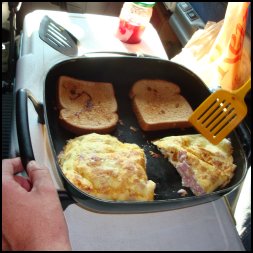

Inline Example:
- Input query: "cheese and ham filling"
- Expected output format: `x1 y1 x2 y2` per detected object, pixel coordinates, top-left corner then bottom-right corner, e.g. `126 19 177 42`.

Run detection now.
176 151 205 196
153 134 236 196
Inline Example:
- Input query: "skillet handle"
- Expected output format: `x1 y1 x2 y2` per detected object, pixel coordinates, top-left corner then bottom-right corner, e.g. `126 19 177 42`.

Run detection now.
16 89 76 209
57 190 76 210
16 88 45 170
83 51 161 59
235 120 251 169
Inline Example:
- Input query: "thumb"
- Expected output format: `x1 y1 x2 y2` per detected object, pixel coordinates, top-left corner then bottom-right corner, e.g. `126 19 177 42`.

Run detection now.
26 160 55 192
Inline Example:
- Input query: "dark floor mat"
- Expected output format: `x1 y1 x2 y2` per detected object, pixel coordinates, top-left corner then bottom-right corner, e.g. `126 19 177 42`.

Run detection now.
2 91 14 158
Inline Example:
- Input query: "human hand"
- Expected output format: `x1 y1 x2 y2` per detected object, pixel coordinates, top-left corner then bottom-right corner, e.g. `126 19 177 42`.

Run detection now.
2 157 72 251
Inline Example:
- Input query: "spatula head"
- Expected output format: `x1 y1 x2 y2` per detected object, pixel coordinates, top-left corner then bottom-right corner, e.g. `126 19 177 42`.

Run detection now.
189 89 247 145
39 15 78 56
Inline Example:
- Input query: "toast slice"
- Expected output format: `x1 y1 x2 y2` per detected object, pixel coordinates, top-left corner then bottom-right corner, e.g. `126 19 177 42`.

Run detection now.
152 134 236 196
129 79 193 131
57 76 118 134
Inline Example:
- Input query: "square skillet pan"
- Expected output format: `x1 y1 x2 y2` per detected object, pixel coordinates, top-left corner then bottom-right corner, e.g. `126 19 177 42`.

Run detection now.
41 56 248 213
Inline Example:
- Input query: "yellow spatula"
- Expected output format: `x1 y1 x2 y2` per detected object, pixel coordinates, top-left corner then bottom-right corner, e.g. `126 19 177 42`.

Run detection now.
189 78 251 145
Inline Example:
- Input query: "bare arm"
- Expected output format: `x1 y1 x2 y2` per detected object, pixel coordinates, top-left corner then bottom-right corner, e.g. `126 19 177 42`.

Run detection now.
2 157 72 251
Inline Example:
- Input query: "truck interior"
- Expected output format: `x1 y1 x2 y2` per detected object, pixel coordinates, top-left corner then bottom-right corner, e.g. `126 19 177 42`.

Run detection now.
2 2 251 251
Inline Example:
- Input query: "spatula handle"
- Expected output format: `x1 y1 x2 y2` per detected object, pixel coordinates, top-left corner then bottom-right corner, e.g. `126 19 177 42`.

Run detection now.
233 78 251 101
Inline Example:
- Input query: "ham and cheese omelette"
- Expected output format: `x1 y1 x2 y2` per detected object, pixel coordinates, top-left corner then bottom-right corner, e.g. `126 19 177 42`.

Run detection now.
153 134 236 196
58 133 156 201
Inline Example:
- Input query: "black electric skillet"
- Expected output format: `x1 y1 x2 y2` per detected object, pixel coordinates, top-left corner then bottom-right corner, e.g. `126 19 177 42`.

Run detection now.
16 56 250 213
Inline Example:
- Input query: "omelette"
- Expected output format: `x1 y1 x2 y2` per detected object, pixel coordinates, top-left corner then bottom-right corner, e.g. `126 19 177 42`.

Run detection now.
152 134 236 196
58 133 156 201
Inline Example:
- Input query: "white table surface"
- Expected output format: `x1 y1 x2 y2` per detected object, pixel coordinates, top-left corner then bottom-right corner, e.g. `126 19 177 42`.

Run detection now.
13 10 245 251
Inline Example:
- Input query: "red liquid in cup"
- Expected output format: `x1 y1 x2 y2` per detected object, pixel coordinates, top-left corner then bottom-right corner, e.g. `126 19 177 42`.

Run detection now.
116 19 145 44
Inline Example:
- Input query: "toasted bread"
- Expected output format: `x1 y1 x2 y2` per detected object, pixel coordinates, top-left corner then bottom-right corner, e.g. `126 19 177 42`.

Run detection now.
58 76 118 134
129 79 193 131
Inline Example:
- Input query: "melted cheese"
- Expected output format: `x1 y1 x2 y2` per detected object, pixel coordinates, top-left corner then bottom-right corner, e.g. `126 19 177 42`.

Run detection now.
153 134 236 195
58 133 156 201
